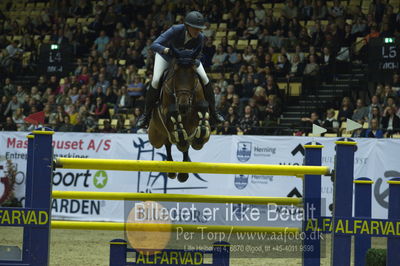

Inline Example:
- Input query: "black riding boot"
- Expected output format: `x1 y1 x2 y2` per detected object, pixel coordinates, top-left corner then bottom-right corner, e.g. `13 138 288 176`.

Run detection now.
204 82 225 124
135 85 159 128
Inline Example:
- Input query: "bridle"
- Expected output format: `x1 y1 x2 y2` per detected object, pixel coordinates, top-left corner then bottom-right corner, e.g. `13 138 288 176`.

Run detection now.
162 59 200 107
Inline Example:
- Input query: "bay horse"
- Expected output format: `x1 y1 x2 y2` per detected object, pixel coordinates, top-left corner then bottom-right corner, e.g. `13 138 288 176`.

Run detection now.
148 55 211 182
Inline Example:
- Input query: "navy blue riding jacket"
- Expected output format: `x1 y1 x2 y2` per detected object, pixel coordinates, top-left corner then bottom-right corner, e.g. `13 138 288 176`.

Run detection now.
151 24 204 62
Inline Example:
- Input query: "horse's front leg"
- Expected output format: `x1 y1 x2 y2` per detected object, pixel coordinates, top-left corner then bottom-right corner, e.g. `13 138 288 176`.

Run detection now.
165 143 176 179
177 151 190 183
192 105 211 150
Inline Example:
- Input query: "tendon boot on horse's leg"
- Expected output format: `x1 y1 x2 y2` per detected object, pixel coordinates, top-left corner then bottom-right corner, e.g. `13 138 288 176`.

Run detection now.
177 151 190 183
204 82 225 125
165 143 176 179
135 85 159 128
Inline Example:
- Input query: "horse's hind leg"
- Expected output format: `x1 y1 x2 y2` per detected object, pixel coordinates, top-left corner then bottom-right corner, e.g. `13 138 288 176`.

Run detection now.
165 143 176 179
177 151 190 183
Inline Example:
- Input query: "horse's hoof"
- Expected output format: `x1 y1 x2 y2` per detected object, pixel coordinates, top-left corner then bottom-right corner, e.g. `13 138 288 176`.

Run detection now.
168 172 177 179
177 173 189 183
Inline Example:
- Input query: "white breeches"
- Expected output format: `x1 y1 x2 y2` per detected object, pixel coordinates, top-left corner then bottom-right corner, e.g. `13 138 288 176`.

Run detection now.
151 53 209 89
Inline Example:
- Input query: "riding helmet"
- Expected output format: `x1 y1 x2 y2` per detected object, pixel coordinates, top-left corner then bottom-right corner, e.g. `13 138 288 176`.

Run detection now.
184 11 207 30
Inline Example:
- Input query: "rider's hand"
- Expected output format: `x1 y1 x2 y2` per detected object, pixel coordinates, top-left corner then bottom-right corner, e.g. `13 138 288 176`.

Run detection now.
164 48 170 55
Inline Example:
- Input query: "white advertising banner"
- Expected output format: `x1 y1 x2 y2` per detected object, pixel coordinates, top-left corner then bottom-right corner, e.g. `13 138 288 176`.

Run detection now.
0 132 399 225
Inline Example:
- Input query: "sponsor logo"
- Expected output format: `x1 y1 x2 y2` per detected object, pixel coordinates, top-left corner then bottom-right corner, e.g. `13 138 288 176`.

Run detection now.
253 146 276 157
93 170 108 189
52 170 108 189
237 142 252 162
234 174 249 189
251 175 273 184
375 170 400 209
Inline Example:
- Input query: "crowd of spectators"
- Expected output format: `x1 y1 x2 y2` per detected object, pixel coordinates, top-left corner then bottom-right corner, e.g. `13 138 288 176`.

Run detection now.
298 72 400 137
0 0 399 137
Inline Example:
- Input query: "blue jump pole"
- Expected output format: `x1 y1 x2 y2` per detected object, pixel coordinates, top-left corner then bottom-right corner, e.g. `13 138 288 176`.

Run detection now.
27 129 54 266
353 177 373 266
387 178 400 266
22 134 35 264
302 143 323 266
212 242 230 266
109 239 128 266
331 140 356 266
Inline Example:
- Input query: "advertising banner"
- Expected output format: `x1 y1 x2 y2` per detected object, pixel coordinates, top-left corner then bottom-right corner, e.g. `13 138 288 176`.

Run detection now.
0 132 399 224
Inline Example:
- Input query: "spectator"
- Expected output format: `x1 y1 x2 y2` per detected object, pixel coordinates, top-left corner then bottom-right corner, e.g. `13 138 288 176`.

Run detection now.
127 76 145 102
72 114 87 132
311 21 325 48
3 116 17 131
5 40 23 72
2 78 15 97
93 30 110 53
300 111 321 134
338 96 354 123
30 86 41 101
368 95 382 117
282 0 298 20
381 85 396 106
364 118 384 138
89 97 109 119
369 0 386 24
4 95 20 117
288 54 303 77
302 55 320 95
242 46 256 65
225 46 240 70
50 105 67 129
217 121 237 135
94 74 110 94
202 39 216 68
238 105 258 135
329 0 345 20
115 86 132 114
368 106 381 125
320 47 335 81
68 105 79 125
322 109 339 133
57 115 74 132
211 45 228 71
301 0 314 20
15 85 27 104
37 76 48 94
275 54 291 78
12 107 25 131
382 106 400 136
352 99 369 122
254 3 266 24
104 86 118 107
263 94 281 134
101 119 116 133
0 96 9 125
313 0 328 20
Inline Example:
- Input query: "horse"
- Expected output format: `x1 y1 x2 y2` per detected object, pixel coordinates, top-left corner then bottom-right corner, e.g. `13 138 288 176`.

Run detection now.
148 54 211 183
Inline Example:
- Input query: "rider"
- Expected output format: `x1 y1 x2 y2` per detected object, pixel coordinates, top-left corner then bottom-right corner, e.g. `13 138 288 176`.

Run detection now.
135 11 225 128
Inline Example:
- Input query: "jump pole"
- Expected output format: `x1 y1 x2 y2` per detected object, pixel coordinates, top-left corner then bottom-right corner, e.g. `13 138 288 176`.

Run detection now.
354 177 373 266
387 178 400 265
331 140 357 266
52 191 302 205
55 158 330 176
302 143 323 266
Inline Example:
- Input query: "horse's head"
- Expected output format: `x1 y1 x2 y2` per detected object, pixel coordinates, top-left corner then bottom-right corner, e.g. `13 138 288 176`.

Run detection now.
172 58 199 116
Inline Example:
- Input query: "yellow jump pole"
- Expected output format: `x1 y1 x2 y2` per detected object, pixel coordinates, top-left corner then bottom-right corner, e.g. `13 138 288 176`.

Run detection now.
51 221 300 234
52 191 302 205
55 158 330 176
